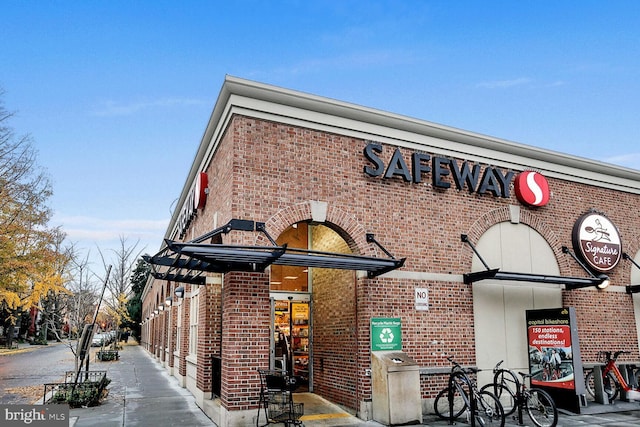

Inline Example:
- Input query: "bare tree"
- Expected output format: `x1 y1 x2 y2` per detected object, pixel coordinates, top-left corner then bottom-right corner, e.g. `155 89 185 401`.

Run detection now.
35 228 73 344
98 236 144 341
65 247 99 340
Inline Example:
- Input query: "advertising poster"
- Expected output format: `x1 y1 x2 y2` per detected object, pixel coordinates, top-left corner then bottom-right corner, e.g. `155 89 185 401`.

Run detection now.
275 300 289 312
526 308 575 390
292 303 309 325
526 307 585 413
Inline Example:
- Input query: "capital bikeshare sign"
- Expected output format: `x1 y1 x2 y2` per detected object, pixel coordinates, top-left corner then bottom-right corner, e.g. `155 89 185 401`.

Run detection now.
526 307 586 413
371 317 401 351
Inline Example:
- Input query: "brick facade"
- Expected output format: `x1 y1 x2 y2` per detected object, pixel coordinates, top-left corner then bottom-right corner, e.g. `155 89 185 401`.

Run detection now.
141 77 640 423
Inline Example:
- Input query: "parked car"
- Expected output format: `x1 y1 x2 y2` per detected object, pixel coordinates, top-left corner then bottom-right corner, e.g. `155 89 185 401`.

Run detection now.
91 333 107 347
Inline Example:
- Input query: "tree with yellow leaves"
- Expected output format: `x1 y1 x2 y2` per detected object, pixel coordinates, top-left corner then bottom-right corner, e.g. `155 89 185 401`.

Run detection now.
31 229 74 343
0 91 70 345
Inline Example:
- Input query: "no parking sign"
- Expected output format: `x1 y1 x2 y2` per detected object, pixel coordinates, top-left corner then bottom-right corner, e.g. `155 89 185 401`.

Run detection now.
371 317 402 351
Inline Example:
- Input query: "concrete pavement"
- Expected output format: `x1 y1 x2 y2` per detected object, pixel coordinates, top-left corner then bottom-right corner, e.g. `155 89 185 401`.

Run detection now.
5 341 640 425
58 342 640 426
69 343 212 427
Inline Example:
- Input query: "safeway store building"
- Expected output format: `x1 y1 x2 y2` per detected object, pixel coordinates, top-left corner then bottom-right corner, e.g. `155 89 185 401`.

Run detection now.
141 76 640 425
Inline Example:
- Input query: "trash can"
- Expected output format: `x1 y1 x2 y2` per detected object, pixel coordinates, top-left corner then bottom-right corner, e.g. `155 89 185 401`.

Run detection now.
372 351 422 426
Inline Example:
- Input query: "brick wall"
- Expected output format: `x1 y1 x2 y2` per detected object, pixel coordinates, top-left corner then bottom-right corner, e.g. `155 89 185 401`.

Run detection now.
313 265 358 408
196 278 223 394
564 289 638 362
146 112 640 414
168 296 176 368
161 307 168 362
177 287 190 377
219 271 271 411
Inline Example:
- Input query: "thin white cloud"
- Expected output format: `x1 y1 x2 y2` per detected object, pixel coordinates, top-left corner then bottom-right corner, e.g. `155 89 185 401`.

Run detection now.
476 78 532 89
476 78 566 90
58 215 168 229
603 153 640 169
92 97 206 117
63 228 158 241
52 215 168 243
267 49 417 77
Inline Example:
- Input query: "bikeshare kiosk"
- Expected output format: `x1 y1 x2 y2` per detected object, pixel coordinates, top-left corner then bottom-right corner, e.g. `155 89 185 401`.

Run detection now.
371 318 422 426
526 308 587 412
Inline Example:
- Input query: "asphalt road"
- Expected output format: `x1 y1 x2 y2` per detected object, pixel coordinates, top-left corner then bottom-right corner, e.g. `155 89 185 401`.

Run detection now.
0 342 76 404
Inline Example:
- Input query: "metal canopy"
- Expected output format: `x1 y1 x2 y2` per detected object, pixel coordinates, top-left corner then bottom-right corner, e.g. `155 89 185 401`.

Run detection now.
144 219 405 285
462 269 606 288
461 234 609 290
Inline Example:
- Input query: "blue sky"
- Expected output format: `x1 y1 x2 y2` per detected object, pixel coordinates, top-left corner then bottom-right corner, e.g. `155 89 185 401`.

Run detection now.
3 1 640 273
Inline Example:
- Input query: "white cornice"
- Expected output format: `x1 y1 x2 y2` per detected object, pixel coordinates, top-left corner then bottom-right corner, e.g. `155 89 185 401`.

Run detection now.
165 75 640 241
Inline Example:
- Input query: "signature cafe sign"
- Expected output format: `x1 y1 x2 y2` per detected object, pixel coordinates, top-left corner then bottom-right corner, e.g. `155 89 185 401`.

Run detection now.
572 211 622 273
363 142 550 206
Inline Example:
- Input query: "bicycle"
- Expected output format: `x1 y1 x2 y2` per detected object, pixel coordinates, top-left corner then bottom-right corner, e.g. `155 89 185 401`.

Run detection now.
584 350 640 402
540 360 559 382
434 356 505 426
480 360 558 427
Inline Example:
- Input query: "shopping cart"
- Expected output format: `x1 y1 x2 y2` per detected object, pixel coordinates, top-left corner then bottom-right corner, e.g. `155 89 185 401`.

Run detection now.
257 369 304 427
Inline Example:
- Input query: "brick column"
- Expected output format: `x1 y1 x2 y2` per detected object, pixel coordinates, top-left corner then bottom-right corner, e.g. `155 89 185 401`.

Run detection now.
168 301 176 368
196 275 223 395
220 271 270 411
162 308 169 362
177 287 191 377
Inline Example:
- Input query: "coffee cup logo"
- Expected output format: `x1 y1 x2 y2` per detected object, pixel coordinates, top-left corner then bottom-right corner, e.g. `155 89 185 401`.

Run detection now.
572 211 621 273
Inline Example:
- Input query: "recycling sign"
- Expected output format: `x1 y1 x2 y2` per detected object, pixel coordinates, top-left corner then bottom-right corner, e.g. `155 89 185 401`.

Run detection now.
371 317 401 351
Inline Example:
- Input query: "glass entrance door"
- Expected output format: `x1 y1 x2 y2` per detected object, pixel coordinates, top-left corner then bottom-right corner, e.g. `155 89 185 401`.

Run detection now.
271 295 310 391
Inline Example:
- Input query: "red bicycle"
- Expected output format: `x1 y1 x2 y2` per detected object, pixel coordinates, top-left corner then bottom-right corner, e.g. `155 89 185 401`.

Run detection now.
584 350 640 402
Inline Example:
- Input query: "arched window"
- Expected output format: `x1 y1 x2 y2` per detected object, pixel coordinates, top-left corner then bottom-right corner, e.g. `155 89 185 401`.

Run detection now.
472 222 562 382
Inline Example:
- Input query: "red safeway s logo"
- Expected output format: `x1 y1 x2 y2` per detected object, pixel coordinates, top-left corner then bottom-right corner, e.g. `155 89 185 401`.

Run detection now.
514 171 550 207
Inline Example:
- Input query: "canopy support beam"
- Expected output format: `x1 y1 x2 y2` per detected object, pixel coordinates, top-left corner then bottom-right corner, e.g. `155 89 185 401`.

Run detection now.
623 253 640 294
461 234 608 290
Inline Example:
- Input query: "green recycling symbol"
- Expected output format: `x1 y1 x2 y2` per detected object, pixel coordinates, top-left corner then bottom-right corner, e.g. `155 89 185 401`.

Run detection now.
379 327 394 343
371 318 401 351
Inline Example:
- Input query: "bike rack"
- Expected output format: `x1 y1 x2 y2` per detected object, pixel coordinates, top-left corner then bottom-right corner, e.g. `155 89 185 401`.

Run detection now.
447 371 476 427
592 365 610 404
515 375 526 426
591 356 640 404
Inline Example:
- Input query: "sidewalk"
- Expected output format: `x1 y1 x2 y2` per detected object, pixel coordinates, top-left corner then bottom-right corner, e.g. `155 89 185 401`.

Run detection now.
0 340 51 355
67 343 640 426
69 343 214 427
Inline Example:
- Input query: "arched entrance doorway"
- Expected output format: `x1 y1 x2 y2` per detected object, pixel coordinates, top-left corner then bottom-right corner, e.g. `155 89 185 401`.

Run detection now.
269 221 357 405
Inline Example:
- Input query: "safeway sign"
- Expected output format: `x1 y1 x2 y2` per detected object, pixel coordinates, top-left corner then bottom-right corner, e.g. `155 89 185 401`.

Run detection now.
371 317 401 351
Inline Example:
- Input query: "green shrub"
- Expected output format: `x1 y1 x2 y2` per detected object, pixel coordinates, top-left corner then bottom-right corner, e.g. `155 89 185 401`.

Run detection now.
31 337 48 345
97 350 119 361
49 376 111 407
